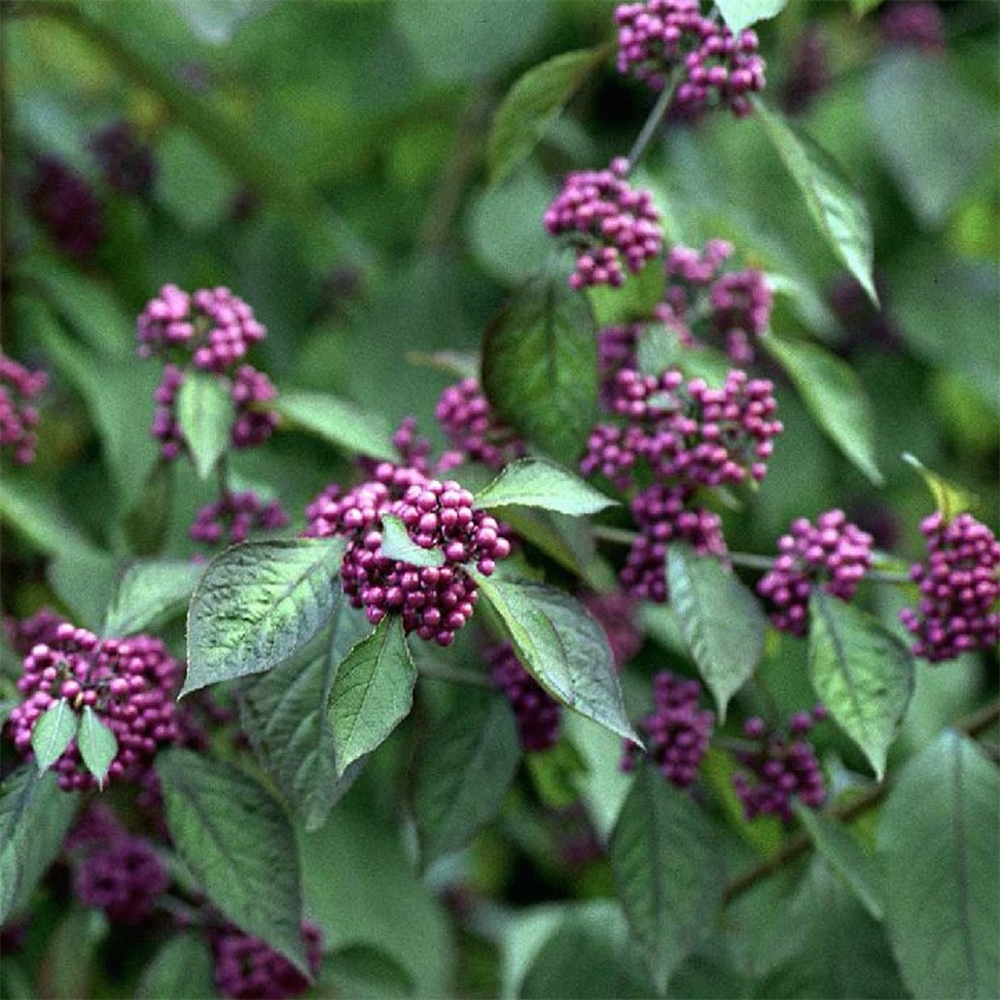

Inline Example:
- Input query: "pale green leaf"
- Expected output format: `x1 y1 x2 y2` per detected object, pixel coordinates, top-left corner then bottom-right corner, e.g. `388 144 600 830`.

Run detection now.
379 515 446 568
31 699 78 773
176 371 234 480
103 559 205 637
77 706 119 789
474 457 617 516
275 390 398 461
715 0 787 34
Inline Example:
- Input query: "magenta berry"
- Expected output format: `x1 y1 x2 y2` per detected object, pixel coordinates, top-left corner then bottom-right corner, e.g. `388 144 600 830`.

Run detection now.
3 608 68 657
0 353 48 465
90 121 156 196
544 159 662 290
900 512 1000 663
435 378 526 470
211 921 323 1000
24 155 104 258
8 625 180 791
880 1 945 52
190 491 289 547
73 831 170 924
709 269 773 364
489 642 562 752
757 509 874 637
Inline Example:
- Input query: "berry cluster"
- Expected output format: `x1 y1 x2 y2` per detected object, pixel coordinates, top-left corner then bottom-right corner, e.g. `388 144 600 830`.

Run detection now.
900 512 1000 663
756 509 874 637
211 921 323 1000
3 607 67 656
488 642 562 752
73 829 170 924
435 378 526 470
543 158 662 290
598 325 641 407
0 352 48 464
880 1 945 52
614 0 766 119
190 490 289 547
779 25 830 116
621 670 714 787
8 625 179 791
733 708 827 822
24 155 104 259
581 590 643 669
90 121 156 197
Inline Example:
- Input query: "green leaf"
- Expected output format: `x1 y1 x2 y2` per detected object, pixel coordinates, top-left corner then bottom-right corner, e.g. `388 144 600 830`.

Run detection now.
472 573 638 744
176 371 234 480
77 706 119 789
636 323 733 387
413 689 520 863
0 475 102 562
715 0 787 34
103 559 205 637
474 457 617 517
808 591 914 780
136 931 216 1000
275 390 397 461
849 0 882 15
879 730 999 1000
47 549 120 633
902 453 977 523
157 125 240 231
320 945 416 1000
328 616 416 777
586 255 666 328
379 515 446 568
31 699 79 773
241 596 373 832
481 273 598 466
184 537 346 696
122 460 174 556
792 803 884 921
755 101 877 305
609 763 725 992
156 747 307 972
867 53 998 227
488 45 611 186
0 766 79 923
525 738 589 810
763 334 884 485
168 0 272 44
666 546 766 721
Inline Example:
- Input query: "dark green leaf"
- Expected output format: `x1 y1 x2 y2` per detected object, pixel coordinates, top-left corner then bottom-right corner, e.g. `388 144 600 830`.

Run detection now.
169 0 272 44
609 763 726 992
156 747 307 972
47 549 120 632
0 475 101 561
763 334 883 485
413 689 520 863
103 559 205 637
488 46 611 186
525 738 589 810
636 323 733 387
176 371 234 480
275 390 397 461
849 0 882 14
122 460 174 556
808 591 914 780
328 616 416 777
0 766 79 922
157 125 240 231
481 273 598 466
755 102 877 305
715 0 787 33
77 706 119 789
184 538 346 696
666 546 766 721
136 931 216 1000
39 904 108 1000
879 730 999 1000
31 699 79 773
586 256 666 328
473 573 638 743
320 945 416 1000
902 453 977 523
379 515 445 568
474 457 618 516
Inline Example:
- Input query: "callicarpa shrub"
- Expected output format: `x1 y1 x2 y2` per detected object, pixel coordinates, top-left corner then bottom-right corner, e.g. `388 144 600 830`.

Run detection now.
1 2 997 999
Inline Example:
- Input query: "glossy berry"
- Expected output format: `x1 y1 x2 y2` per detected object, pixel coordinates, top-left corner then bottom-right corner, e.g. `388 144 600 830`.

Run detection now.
73 831 170 924
435 378 526 469
757 509 874 637
900 512 1000 663
90 121 156 196
25 155 104 258
544 158 662 290
0 353 48 464
489 642 562 752
190 490 289 547
709 269 773 364
3 607 68 657
8 625 179 791
211 921 323 1000
622 671 713 787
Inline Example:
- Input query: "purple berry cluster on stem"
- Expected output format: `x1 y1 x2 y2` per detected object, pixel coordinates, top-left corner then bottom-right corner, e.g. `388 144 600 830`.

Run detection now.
880 1 945 52
190 490 289 547
488 642 562 752
900 511 1000 663
0 353 48 464
3 608 68 657
622 670 714 787
435 378 526 470
211 921 323 1000
615 0 766 119
544 158 662 290
9 625 179 791
90 121 156 197
24 155 104 258
756 509 874 637
733 707 827 822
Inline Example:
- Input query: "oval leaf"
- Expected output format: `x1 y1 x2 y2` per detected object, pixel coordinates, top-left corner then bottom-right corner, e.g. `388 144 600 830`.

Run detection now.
31 699 78 773
184 537 346 696
481 273 598 467
413 689 520 864
176 371 234 480
379 515 446 568
275 390 397 461
474 457 618 516
755 101 877 306
104 559 205 637
902 453 978 523
808 590 914 780
609 763 726 993
156 747 307 972
77 706 119 789
328 616 416 776
136 931 216 1000
879 730 999 1000
715 0 787 34
666 546 766 721
488 45 611 186
763 334 883 485
472 572 638 744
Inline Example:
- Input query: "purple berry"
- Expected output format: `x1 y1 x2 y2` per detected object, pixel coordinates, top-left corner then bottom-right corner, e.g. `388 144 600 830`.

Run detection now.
3 607 68 657
779 26 830 116
211 921 323 1000
90 121 156 196
190 491 289 547
0 353 47 465
73 830 170 924
489 642 561 751
880 1 945 52
24 155 103 258
435 379 526 469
